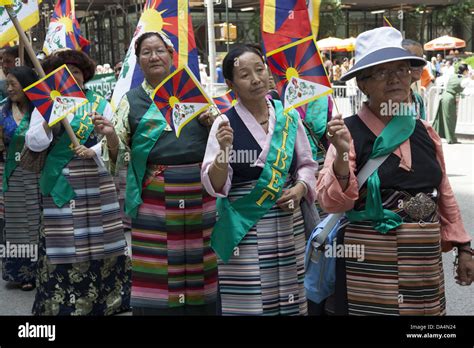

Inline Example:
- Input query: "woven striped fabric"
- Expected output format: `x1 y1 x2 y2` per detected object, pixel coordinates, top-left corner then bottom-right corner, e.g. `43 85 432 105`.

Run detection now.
114 166 131 230
4 166 41 244
217 181 308 316
131 163 218 310
0 161 4 220
42 157 127 264
344 220 446 316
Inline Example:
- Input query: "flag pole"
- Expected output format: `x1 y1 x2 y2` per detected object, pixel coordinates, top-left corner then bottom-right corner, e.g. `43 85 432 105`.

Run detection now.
206 0 217 96
4 4 80 148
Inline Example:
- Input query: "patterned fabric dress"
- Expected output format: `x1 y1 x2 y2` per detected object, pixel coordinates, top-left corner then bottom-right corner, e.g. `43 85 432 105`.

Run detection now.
33 155 132 316
333 115 446 316
28 91 132 316
1 102 41 284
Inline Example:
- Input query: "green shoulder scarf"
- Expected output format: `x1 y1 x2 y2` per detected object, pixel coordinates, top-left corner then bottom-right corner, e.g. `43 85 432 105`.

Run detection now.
39 90 108 207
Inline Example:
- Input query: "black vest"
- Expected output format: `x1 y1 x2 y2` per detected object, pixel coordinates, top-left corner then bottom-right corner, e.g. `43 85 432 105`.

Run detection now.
226 105 297 184
344 114 442 194
125 86 209 165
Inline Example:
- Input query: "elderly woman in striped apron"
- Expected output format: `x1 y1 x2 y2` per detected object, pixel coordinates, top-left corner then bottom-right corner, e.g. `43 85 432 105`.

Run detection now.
94 32 218 315
25 49 131 316
317 27 473 316
0 66 41 291
201 45 318 315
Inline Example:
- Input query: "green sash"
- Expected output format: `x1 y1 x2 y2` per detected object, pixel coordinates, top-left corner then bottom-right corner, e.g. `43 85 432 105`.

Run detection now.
125 102 168 218
346 112 416 233
211 100 299 263
3 112 29 192
39 91 107 207
304 98 328 161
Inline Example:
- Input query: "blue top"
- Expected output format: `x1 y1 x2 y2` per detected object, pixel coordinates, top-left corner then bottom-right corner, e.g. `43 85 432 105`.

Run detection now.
0 98 23 146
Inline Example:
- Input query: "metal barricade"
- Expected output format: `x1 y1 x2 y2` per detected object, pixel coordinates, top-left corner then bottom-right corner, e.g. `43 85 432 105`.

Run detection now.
331 85 365 117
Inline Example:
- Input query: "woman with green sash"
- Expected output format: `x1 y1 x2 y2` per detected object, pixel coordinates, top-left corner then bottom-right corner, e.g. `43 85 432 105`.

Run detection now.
432 64 469 144
25 49 131 316
317 27 473 316
0 66 41 291
95 32 218 315
201 45 318 315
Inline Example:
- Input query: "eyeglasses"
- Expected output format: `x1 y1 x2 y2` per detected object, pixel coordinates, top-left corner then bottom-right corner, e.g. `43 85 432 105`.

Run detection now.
361 66 411 81
140 49 169 58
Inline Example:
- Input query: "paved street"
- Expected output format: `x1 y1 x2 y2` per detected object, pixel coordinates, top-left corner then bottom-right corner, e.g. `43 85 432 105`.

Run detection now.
441 139 474 315
0 141 473 315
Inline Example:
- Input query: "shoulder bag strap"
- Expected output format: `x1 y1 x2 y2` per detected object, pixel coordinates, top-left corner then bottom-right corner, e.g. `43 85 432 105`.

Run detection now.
314 154 390 245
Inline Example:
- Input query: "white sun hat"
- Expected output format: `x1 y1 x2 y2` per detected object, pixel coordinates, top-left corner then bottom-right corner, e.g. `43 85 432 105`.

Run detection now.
340 27 426 82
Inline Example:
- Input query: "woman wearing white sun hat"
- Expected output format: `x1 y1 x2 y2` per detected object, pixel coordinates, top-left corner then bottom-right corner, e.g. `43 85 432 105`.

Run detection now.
316 27 473 316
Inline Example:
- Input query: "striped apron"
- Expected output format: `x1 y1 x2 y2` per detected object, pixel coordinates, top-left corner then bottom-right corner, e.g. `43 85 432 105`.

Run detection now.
42 157 127 264
131 163 218 311
344 220 445 316
2 166 41 283
217 181 308 316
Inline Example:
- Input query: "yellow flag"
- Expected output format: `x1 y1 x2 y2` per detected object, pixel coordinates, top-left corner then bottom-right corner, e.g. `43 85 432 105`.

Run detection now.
0 0 15 6
0 0 40 46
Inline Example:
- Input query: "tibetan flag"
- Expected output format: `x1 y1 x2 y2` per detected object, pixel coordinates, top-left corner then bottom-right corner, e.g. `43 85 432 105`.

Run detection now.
0 0 40 46
260 0 312 54
43 0 90 55
212 90 238 114
152 65 211 137
111 0 200 110
23 64 88 126
267 36 332 112
383 16 393 27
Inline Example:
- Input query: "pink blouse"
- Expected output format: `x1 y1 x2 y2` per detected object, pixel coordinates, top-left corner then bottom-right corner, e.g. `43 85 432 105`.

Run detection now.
201 99 318 203
316 103 471 252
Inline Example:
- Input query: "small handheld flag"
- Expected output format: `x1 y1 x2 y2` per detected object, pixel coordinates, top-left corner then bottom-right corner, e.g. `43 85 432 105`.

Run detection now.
23 64 88 126
153 66 211 138
267 36 332 112
212 90 238 114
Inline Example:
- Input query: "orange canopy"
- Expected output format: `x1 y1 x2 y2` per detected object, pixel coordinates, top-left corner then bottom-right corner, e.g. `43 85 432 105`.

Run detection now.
424 35 466 51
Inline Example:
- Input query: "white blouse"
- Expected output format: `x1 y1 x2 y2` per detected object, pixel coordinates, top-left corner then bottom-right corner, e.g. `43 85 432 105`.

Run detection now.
201 99 318 203
25 102 114 168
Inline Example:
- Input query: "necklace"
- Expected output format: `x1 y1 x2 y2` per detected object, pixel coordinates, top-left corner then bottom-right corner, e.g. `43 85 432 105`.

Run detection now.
259 108 270 125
